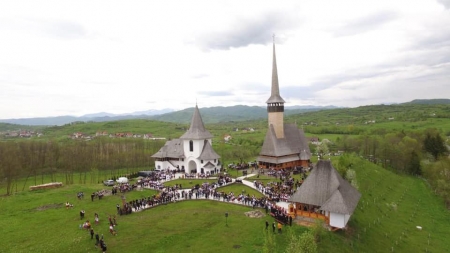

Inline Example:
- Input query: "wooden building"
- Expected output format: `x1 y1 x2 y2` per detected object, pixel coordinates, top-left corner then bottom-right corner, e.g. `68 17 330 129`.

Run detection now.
288 160 361 229
257 40 311 170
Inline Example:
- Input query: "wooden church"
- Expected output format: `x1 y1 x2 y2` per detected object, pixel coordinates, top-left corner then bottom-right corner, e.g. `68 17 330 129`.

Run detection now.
257 41 311 170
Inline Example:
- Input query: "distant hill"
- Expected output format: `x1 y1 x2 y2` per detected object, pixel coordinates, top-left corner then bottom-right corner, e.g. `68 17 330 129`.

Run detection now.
149 105 339 124
0 105 335 126
4 100 448 127
0 108 174 126
403 99 450 105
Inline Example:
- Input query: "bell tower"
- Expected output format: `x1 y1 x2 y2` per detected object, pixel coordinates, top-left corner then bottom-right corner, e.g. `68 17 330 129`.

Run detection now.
266 36 285 138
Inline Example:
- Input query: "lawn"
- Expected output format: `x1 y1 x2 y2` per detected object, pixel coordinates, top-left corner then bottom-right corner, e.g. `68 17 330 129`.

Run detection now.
1 156 449 253
0 184 304 253
317 157 450 253
217 183 264 198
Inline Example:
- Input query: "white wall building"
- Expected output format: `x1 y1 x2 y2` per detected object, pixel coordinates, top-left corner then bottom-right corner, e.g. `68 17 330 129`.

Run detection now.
151 105 221 174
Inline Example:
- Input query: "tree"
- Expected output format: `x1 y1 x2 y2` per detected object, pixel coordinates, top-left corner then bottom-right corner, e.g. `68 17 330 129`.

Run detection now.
407 151 421 175
285 229 318 253
299 231 318 253
423 133 447 160
316 142 329 159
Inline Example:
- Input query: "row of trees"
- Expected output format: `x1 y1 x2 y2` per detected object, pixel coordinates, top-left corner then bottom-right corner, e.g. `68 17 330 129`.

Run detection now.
332 128 449 207
0 138 165 195
332 129 448 175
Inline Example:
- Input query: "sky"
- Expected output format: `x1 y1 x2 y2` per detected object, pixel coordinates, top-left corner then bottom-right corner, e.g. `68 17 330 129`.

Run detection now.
1 0 450 119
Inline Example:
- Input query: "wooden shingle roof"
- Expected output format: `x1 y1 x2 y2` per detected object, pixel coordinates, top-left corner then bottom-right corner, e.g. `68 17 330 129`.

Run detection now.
151 139 185 159
266 42 285 104
180 105 213 140
198 140 220 160
289 160 361 215
258 123 311 160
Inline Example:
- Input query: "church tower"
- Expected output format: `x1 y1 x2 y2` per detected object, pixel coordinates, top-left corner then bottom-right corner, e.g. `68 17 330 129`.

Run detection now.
266 40 285 138
257 37 311 170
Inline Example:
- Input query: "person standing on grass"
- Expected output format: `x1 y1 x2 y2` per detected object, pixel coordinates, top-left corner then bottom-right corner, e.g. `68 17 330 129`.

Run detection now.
95 213 99 225
109 224 116 236
265 221 269 230
272 222 276 233
95 233 100 247
80 210 85 220
277 222 282 234
101 240 107 253
90 228 94 239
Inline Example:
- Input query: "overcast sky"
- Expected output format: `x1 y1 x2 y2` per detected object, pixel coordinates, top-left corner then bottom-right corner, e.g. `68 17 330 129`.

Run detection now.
1 0 449 119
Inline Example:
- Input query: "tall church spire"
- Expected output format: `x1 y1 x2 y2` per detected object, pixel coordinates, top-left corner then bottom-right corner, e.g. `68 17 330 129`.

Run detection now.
266 36 285 104
266 35 285 138
180 104 213 140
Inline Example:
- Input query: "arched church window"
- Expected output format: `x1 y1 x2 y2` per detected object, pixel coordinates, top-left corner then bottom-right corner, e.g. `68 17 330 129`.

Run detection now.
189 140 193 152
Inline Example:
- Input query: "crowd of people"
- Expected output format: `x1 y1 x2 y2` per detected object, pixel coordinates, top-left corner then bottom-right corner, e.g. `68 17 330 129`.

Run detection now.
76 207 114 252
72 167 308 251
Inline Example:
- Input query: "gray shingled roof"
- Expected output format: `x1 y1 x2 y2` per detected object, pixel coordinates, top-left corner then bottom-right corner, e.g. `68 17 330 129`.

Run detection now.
257 154 301 164
288 160 361 215
266 43 286 104
151 139 185 159
198 140 220 160
203 161 215 169
180 105 213 140
258 123 311 161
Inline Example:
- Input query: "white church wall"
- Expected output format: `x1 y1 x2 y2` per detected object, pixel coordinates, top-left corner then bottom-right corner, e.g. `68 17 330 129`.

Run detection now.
329 212 346 229
344 214 350 225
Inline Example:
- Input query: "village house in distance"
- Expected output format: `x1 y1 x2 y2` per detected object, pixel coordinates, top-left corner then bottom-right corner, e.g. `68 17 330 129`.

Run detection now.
257 40 311 170
151 105 221 175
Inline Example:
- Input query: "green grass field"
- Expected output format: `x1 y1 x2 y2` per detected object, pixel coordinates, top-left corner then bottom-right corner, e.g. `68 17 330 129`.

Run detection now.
1 156 449 252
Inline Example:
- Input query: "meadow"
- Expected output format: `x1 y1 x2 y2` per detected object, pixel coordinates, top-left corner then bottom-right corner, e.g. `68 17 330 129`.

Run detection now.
1 103 449 252
1 156 450 252
0 182 303 253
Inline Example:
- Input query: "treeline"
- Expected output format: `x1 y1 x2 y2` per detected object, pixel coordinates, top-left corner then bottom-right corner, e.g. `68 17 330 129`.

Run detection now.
333 129 450 206
0 138 165 195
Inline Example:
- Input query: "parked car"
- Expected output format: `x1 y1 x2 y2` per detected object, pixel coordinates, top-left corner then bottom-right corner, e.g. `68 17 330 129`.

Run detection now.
103 180 115 186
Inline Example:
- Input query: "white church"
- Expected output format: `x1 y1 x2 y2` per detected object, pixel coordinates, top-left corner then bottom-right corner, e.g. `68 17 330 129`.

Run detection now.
151 105 222 174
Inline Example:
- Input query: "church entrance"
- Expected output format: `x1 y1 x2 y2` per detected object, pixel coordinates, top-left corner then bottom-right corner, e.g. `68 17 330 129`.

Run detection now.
188 160 197 174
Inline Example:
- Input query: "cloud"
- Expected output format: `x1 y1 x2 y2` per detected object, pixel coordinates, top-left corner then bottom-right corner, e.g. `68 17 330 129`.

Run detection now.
198 91 234 96
197 11 299 50
437 0 450 9
412 30 450 51
21 18 88 39
334 10 398 37
191 74 209 79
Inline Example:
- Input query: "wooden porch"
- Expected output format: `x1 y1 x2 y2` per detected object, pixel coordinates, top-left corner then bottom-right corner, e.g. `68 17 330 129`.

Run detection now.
288 203 330 225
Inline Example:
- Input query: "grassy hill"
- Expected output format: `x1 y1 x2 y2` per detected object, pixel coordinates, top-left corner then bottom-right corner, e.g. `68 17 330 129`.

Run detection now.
319 157 450 252
0 156 449 252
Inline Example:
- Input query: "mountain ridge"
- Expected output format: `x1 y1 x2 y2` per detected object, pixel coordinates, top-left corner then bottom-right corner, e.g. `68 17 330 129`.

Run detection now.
1 99 448 126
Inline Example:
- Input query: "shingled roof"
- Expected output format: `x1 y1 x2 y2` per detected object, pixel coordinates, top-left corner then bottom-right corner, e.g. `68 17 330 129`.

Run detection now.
151 139 185 159
198 140 220 160
258 123 311 159
288 160 361 215
180 105 213 140
266 42 285 104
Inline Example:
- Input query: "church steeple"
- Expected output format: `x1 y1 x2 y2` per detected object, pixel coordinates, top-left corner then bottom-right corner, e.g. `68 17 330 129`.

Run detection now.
266 39 286 104
180 104 213 140
266 36 285 138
